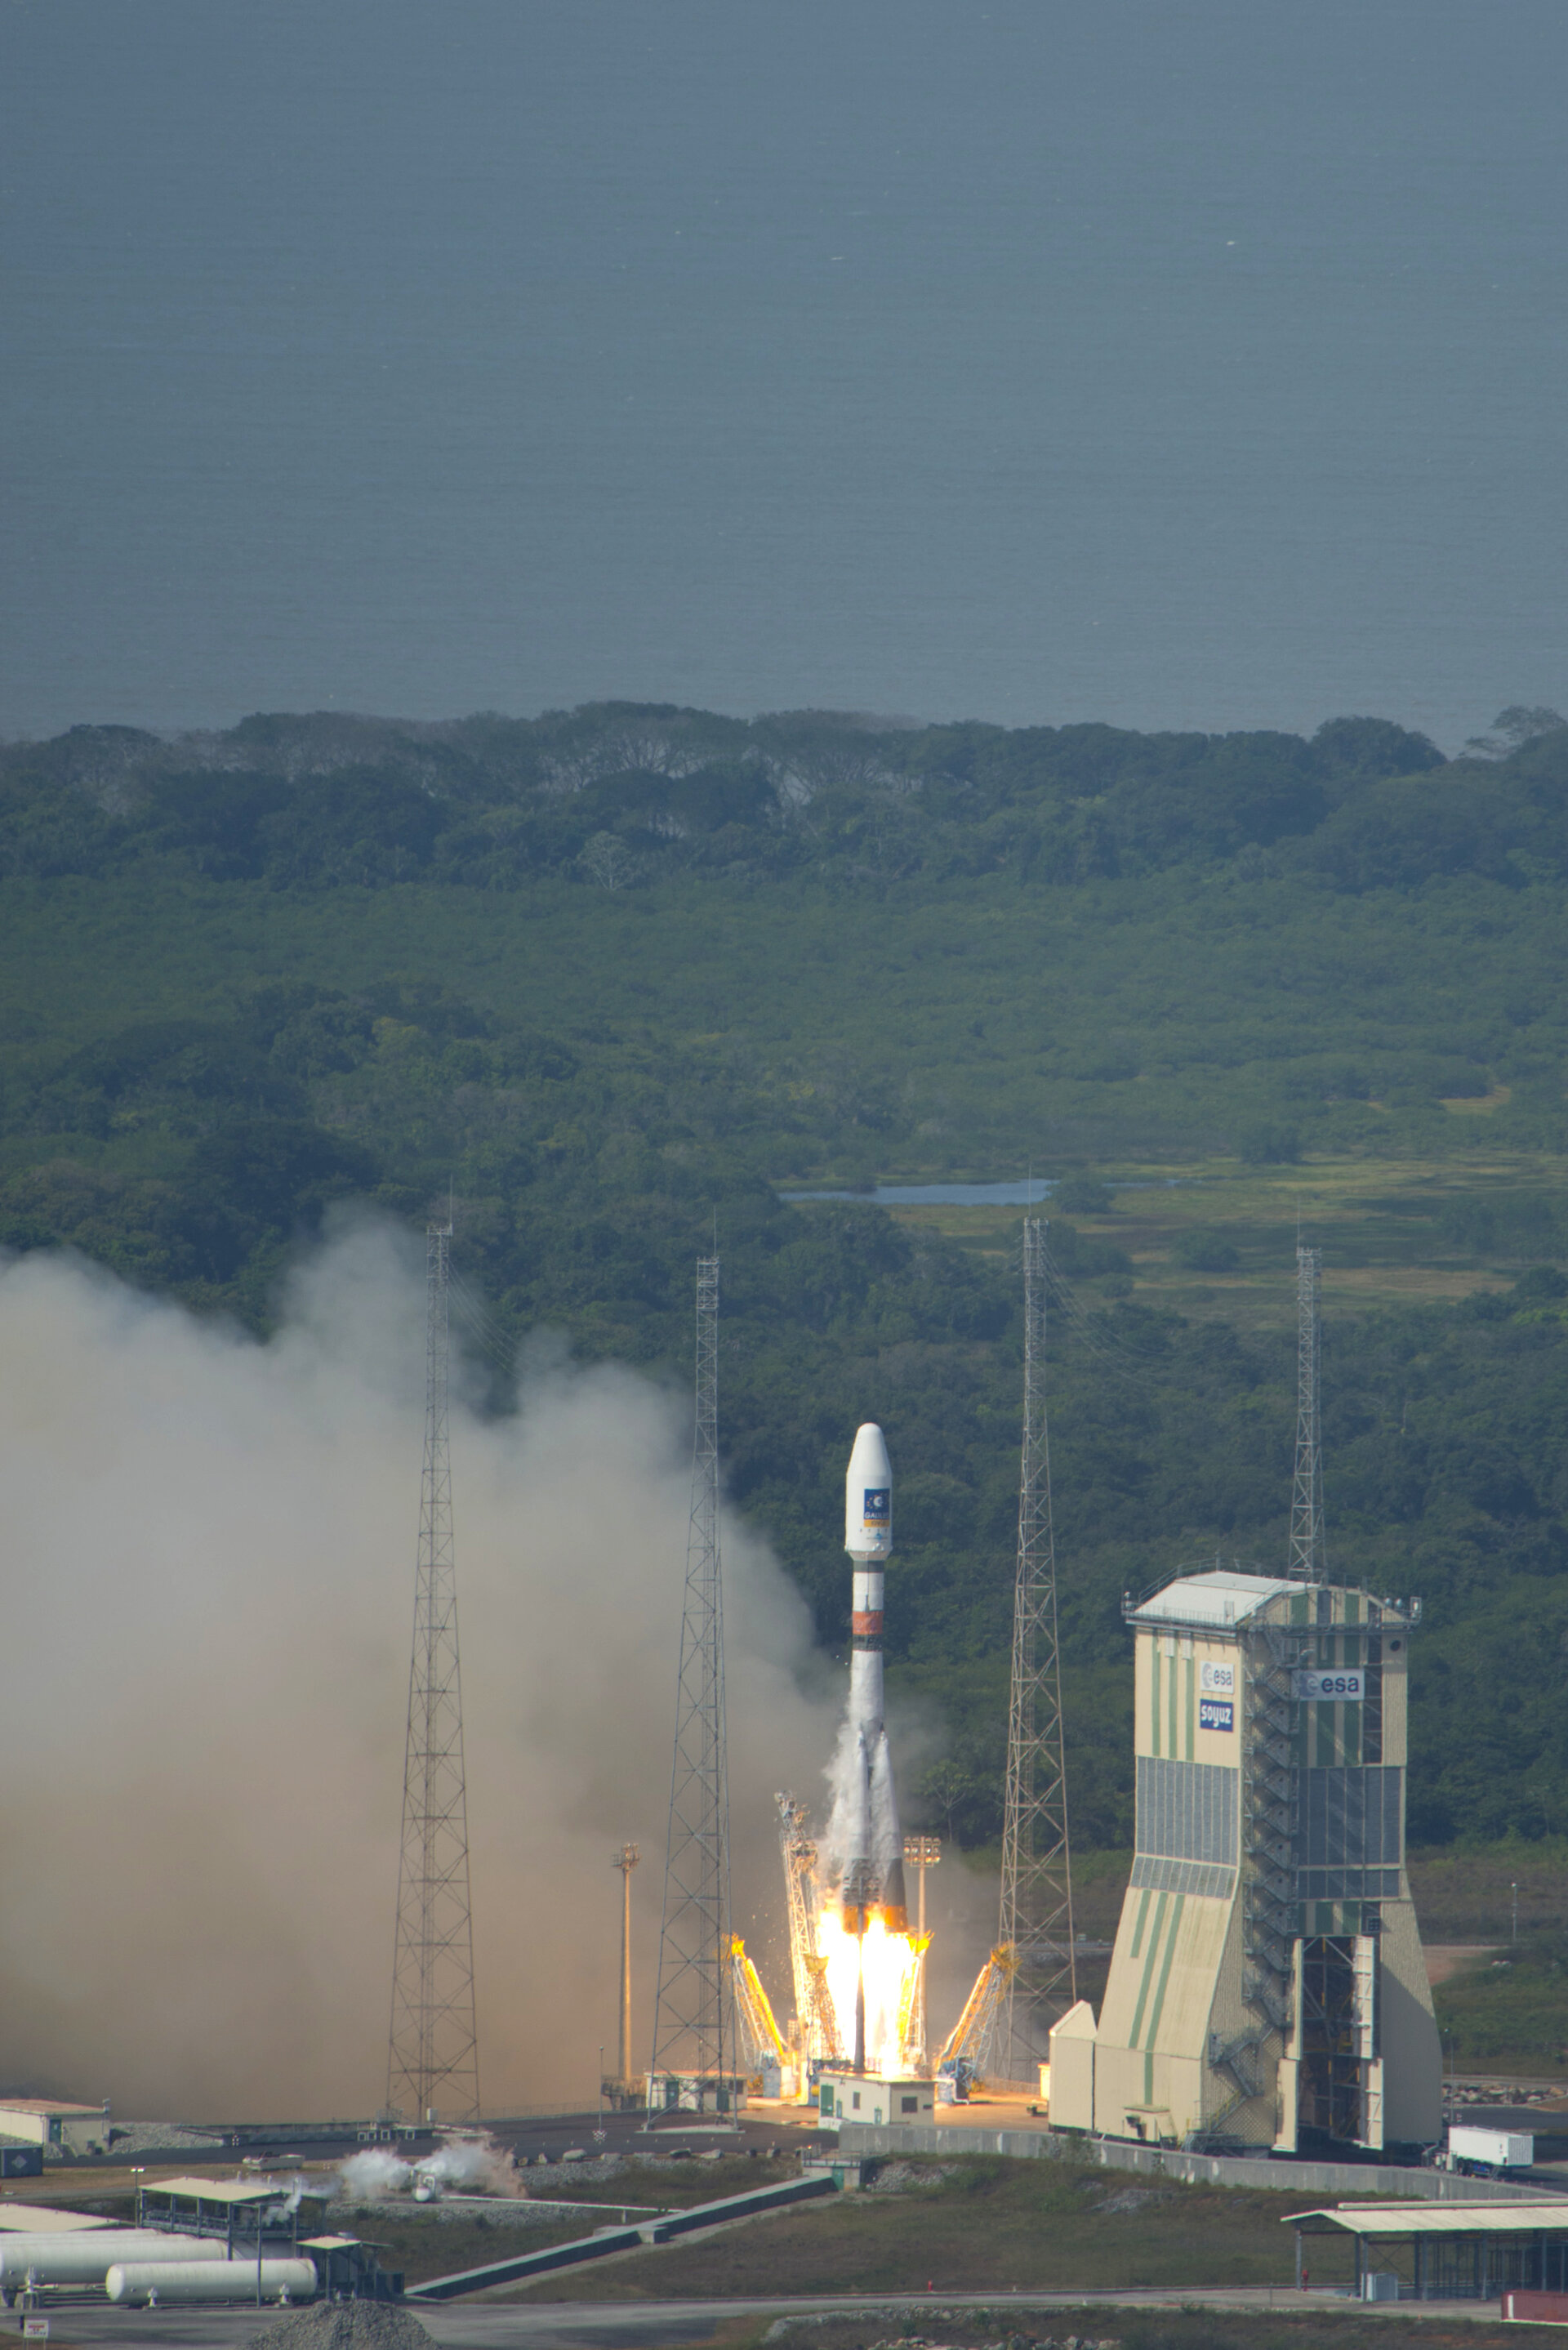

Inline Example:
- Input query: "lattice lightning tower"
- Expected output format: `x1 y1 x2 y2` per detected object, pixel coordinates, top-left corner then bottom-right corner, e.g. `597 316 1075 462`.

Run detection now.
997 1216 1076 2076
386 1220 480 2123
651 1257 733 2085
1287 1243 1326 1581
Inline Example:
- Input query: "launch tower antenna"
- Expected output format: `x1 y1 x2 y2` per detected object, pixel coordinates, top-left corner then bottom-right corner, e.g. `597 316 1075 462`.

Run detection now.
1287 1244 1326 1581
651 1257 733 2093
386 1218 480 2123
997 1216 1076 2076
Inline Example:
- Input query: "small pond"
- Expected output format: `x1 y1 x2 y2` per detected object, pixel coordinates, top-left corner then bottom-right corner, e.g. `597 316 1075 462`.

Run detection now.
779 1179 1187 1206
780 1179 1055 1206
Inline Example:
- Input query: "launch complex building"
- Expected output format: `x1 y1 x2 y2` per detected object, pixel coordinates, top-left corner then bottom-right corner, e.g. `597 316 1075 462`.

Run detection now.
648 1242 1441 2165
1049 1566 1441 2154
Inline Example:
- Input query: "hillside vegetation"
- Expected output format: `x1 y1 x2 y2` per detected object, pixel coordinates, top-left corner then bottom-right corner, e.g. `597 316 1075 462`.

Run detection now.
3 702 1568 1854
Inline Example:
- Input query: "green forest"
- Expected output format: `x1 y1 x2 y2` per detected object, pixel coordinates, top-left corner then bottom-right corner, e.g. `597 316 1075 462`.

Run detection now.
4 699 1568 1861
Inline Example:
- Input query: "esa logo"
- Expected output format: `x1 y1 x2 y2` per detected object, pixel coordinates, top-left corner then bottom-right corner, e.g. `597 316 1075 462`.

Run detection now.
1293 1669 1364 1702
1199 1697 1235 1733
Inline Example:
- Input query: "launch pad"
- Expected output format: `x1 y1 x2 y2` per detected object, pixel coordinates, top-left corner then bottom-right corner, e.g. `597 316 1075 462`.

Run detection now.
722 1424 1020 2120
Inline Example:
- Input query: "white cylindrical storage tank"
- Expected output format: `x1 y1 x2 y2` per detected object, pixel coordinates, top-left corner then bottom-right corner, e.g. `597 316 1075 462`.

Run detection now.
106 2259 317 2307
0 2233 227 2288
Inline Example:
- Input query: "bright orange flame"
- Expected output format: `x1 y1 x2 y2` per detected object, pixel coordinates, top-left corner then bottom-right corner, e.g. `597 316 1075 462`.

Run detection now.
816 1904 920 2075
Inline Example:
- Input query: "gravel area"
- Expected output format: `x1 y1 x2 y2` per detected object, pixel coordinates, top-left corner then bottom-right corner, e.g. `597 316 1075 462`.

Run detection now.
105 2123 228 2156
249 2305 433 2350
329 2196 598 2231
519 2151 627 2178
863 2161 960 2193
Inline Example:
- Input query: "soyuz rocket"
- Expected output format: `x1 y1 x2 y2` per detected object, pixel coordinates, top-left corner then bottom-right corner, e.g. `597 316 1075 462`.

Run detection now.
842 1423 908 1933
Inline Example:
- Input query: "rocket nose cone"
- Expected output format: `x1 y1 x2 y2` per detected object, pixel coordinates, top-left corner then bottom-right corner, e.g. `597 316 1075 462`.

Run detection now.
845 1421 893 1556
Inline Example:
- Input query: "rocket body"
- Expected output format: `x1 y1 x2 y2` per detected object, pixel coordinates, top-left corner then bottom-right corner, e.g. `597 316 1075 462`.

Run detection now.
843 1424 907 1931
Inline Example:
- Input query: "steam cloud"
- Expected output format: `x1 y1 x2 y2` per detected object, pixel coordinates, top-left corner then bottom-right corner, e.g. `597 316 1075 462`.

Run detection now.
338 2134 515 2198
0 1220 989 2118
339 2151 412 2199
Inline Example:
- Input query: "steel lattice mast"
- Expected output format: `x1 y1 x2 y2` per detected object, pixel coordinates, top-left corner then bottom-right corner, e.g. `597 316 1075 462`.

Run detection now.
997 1216 1076 2076
1287 1243 1326 1581
650 1257 733 2090
386 1220 480 2124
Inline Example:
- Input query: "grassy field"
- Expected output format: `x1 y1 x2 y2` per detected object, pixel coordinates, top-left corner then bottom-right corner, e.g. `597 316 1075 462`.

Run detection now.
508 2156 1321 2303
1390 1844 1568 2079
525 2156 803 2210
344 2203 590 2285
367 2157 809 2287
877 1151 1551 1330
1407 1844 1568 1944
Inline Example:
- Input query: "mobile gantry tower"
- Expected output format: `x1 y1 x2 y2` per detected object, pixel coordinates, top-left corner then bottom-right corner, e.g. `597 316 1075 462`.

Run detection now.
1049 1568 1440 2152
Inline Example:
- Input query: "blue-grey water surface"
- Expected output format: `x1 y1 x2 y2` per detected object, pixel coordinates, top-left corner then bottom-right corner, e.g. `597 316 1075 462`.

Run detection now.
784 1183 1055 1207
2 2 1565 745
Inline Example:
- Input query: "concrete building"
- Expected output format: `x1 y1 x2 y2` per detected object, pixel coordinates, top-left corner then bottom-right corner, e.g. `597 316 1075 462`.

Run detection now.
644 2071 747 2115
1049 1569 1441 2155
817 2071 933 2127
0 2101 109 2158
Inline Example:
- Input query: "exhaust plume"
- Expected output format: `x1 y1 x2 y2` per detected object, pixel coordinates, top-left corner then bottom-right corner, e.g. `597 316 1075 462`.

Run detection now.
0 1220 865 2116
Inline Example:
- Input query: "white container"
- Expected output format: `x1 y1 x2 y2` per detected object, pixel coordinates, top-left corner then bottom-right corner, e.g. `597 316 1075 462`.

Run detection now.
1363 2272 1400 2302
0 2233 226 2287
1449 2125 1533 2169
106 2259 317 2307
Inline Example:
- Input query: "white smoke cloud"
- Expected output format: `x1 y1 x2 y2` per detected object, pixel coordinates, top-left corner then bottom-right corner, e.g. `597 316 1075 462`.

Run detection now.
0 1220 880 2117
337 2134 515 2199
338 2151 412 2199
416 2134 518 2194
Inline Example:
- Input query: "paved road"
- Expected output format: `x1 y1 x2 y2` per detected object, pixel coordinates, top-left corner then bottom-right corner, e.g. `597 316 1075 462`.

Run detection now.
47 2286 1518 2349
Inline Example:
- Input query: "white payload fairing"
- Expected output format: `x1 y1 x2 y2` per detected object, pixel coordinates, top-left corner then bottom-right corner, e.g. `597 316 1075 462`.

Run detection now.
842 1422 908 1932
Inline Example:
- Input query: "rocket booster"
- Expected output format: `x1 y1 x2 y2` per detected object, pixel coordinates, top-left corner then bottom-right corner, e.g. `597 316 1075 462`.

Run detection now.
843 1423 907 1931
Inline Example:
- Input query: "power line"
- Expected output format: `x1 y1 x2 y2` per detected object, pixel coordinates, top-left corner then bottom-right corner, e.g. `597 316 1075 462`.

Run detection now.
1041 1259 1172 1388
446 1269 517 1376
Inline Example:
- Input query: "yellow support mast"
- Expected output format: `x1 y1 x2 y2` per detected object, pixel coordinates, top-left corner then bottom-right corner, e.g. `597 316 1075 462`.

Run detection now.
938 1946 1018 2087
729 1937 788 2072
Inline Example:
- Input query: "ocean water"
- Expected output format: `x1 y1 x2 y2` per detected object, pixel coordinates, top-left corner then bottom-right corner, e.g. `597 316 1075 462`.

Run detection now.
2 0 1566 746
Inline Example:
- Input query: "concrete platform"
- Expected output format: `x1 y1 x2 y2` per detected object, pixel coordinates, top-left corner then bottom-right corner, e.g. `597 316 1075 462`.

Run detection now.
49 2284 1528 2349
